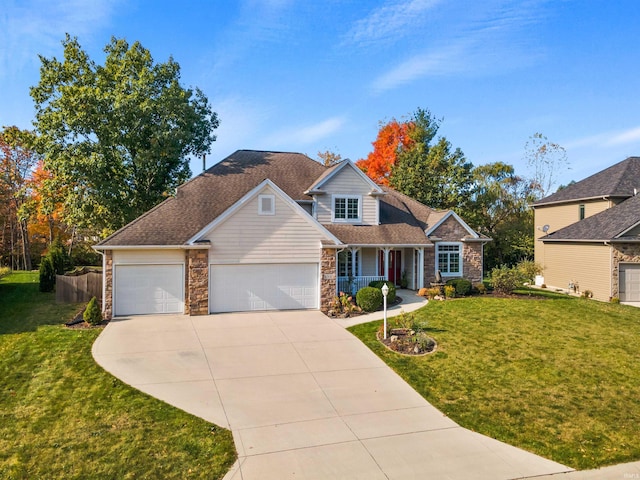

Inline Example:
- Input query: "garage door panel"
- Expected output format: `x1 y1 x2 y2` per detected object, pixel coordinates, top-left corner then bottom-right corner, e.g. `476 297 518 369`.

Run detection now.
210 264 318 313
114 265 184 316
620 264 640 302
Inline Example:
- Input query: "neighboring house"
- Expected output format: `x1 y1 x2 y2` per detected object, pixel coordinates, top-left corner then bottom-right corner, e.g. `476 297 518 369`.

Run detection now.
94 150 488 318
533 156 640 303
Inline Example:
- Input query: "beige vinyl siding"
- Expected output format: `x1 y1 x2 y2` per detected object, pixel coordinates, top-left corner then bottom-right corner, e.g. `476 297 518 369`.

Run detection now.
205 185 323 264
112 249 184 264
542 242 611 301
361 248 378 276
315 166 377 225
534 199 610 265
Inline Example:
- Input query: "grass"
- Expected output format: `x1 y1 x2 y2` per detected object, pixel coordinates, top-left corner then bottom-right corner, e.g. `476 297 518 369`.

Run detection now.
349 291 640 470
0 271 236 479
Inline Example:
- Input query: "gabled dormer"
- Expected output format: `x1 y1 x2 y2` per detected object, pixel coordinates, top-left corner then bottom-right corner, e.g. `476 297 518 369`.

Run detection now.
305 160 385 225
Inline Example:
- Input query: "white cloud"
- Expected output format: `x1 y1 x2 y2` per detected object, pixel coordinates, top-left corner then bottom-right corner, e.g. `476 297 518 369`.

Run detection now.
371 42 468 93
264 116 347 148
605 126 640 146
367 0 547 93
0 0 121 75
345 0 442 46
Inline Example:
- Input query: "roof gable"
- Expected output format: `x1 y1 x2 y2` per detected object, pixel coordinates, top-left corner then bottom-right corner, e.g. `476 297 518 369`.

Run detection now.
96 150 326 247
425 210 479 239
534 156 640 206
305 159 383 195
188 179 341 245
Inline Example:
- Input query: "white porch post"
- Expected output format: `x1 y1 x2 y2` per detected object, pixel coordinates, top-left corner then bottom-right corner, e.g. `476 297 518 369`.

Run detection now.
417 247 424 289
382 247 391 281
349 247 359 278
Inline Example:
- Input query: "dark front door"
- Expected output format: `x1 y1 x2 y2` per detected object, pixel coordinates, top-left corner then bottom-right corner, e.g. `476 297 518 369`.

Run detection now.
379 250 402 285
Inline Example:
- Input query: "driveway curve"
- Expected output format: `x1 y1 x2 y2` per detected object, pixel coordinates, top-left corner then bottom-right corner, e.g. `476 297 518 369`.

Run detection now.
92 305 572 479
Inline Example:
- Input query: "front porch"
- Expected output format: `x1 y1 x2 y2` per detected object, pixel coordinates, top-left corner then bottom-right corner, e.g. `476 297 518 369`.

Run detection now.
335 246 426 295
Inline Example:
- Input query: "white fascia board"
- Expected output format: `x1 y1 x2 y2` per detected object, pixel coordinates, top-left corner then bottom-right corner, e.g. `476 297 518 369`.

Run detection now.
330 243 434 248
93 244 209 251
187 179 342 245
311 160 384 194
615 218 640 238
425 211 479 239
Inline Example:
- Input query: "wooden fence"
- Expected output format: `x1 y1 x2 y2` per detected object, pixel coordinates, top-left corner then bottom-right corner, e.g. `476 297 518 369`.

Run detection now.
56 272 103 304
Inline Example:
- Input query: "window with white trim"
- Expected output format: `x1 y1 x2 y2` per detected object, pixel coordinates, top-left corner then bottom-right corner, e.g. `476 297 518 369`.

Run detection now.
436 243 462 276
333 195 361 222
258 194 275 215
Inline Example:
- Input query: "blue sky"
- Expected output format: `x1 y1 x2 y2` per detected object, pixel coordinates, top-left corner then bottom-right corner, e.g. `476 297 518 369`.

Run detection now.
2 0 640 189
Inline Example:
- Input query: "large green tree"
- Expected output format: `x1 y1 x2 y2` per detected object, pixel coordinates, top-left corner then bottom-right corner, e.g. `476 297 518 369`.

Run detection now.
388 108 473 211
30 35 219 235
466 162 537 269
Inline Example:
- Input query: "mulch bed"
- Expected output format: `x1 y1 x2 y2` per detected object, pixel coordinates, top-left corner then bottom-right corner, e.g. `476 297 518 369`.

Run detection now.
377 328 437 356
64 306 109 329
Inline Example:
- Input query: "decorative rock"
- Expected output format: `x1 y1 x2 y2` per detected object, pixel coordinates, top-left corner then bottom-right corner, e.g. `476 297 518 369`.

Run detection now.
390 335 398 342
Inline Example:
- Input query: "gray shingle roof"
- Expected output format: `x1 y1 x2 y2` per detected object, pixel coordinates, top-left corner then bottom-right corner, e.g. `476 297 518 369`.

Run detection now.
97 150 326 246
533 156 640 206
97 149 477 248
542 194 640 241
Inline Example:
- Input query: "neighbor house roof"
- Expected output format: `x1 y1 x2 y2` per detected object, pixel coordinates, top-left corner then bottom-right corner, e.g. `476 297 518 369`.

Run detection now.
96 150 480 248
533 156 640 206
541 193 640 242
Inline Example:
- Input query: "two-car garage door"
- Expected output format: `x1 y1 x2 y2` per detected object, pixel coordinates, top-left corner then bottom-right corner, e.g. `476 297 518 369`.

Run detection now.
209 263 318 313
113 263 319 316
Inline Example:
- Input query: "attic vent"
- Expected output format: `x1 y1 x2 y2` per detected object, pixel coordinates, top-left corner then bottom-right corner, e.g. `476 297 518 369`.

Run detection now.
258 194 275 215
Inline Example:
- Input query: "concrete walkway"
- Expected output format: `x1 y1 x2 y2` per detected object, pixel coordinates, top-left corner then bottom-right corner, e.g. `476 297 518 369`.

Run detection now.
91 293 579 479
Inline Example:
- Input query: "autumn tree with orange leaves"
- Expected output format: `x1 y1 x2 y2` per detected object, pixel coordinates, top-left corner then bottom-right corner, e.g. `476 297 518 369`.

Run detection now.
358 108 473 211
356 120 413 185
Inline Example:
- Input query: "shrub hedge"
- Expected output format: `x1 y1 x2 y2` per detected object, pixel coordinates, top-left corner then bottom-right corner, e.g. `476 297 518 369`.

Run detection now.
356 286 383 312
368 281 396 303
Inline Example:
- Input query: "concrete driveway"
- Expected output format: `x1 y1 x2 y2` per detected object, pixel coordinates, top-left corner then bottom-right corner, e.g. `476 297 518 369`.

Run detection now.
92 307 573 479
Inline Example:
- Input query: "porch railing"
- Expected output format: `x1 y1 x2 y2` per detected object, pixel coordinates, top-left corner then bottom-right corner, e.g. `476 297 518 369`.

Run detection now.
337 276 386 295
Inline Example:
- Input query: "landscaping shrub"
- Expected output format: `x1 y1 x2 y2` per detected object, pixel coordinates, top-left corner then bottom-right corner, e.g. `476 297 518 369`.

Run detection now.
356 286 383 312
425 287 441 299
473 283 487 295
446 278 472 296
581 290 593 299
417 287 428 297
610 296 620 304
443 285 455 298
39 256 55 292
0 266 10 279
516 259 543 283
368 281 396 303
83 296 103 325
490 265 523 294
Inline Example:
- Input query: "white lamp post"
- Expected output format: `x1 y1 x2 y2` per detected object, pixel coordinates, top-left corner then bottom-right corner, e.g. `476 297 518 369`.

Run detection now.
381 283 389 340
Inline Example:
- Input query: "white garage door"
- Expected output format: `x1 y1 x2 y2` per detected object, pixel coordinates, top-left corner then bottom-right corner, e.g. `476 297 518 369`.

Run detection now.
114 264 184 316
620 264 640 302
210 264 318 313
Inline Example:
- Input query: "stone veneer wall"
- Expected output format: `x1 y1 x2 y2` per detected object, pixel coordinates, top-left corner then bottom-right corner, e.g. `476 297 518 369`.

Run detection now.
186 249 209 315
463 242 483 283
320 248 336 312
611 243 640 299
103 250 113 320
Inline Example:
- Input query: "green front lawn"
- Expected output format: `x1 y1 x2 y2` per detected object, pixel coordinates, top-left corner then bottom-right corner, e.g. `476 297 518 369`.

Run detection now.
349 292 640 470
0 271 236 479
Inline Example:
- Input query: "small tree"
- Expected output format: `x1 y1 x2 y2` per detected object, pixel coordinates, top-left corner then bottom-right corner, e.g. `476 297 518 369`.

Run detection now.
48 236 69 275
491 265 523 294
39 256 55 292
83 296 103 325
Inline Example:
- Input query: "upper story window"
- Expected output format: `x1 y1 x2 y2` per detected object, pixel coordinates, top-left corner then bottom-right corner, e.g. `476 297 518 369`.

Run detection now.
332 195 361 222
258 194 275 215
579 204 585 220
436 242 462 276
